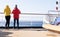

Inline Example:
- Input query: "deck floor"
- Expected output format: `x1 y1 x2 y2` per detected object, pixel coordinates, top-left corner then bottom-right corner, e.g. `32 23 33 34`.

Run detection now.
0 28 60 37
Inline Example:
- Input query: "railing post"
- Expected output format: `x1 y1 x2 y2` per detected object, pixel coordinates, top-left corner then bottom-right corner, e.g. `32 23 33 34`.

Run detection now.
31 20 32 26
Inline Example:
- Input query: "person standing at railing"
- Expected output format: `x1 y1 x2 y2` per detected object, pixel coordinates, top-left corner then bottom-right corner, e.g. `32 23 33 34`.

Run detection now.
12 5 21 29
4 5 11 29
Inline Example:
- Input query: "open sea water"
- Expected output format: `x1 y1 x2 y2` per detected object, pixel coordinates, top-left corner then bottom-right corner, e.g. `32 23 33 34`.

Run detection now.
0 14 43 27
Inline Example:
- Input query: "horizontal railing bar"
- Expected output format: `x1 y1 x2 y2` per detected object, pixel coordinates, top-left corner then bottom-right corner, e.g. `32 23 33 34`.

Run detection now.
0 12 60 15
21 13 60 15
48 10 60 12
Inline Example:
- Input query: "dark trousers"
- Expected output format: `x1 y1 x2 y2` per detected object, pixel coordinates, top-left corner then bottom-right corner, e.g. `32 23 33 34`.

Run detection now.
5 16 10 28
14 19 19 28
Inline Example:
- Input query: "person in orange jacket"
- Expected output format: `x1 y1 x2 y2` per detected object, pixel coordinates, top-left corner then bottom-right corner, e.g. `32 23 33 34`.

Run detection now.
4 5 11 28
12 5 21 28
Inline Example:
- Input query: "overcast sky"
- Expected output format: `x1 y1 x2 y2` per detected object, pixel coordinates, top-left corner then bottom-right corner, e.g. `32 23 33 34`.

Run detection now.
0 0 57 13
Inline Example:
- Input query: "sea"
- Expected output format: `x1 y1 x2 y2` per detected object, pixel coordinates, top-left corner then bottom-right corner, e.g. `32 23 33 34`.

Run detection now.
0 14 44 27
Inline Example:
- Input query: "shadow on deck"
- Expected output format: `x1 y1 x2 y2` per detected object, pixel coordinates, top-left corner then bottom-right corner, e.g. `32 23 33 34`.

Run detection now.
0 26 43 29
0 31 13 37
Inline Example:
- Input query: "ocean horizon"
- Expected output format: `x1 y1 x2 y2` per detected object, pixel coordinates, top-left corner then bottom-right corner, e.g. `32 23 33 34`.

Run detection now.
0 14 43 27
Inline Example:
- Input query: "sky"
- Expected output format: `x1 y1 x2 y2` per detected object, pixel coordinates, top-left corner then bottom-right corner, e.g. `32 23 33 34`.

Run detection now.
0 0 59 26
0 0 57 13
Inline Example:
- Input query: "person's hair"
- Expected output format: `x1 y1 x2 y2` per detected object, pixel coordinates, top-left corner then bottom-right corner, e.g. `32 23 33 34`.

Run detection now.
15 5 17 8
5 5 10 9
6 5 9 7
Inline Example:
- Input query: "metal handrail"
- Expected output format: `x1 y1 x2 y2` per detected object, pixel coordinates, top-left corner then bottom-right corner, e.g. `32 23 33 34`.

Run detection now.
0 12 60 15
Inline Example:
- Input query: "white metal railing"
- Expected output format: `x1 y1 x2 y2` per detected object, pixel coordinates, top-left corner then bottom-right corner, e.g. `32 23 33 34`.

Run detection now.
0 13 44 27
0 12 60 15
0 12 59 27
